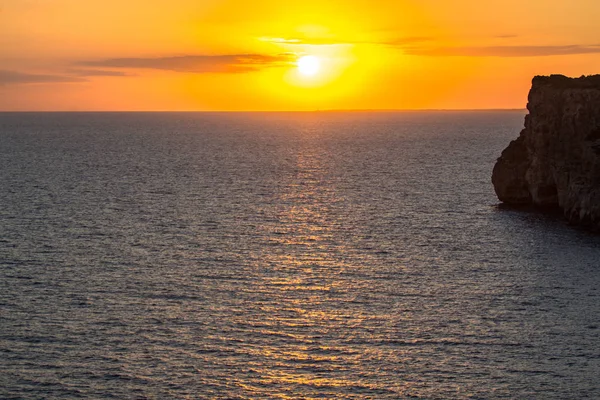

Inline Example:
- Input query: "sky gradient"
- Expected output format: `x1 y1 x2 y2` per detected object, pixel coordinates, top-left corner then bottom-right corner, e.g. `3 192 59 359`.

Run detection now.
1 0 599 111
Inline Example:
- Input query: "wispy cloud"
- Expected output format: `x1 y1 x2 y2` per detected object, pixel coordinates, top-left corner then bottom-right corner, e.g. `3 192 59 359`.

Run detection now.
78 54 295 73
260 36 433 47
261 35 600 59
260 37 355 46
401 44 600 57
2 53 294 86
260 37 304 44
0 70 85 85
68 69 133 77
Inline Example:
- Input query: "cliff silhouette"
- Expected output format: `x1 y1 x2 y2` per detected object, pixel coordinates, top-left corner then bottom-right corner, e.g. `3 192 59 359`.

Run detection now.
492 74 600 229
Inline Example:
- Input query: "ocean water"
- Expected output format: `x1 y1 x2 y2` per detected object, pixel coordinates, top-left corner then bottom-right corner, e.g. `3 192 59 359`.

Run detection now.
0 111 599 399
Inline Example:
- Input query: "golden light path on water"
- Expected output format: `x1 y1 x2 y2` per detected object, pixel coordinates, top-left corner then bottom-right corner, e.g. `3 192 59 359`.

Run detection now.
214 134 410 398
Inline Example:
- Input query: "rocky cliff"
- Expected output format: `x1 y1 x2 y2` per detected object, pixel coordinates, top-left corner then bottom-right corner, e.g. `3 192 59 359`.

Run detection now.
492 74 600 229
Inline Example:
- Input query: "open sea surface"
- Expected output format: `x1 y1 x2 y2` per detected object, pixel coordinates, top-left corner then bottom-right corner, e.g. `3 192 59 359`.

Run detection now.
1 111 599 399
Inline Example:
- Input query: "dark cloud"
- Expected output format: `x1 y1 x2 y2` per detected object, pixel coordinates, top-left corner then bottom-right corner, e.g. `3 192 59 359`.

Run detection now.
402 44 600 57
78 53 295 73
0 70 85 85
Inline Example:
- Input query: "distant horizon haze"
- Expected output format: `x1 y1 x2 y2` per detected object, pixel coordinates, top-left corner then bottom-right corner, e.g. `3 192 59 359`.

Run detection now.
0 108 528 113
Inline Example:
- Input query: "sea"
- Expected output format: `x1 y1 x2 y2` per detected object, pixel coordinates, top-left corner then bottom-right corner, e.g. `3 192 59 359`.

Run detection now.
1 111 599 399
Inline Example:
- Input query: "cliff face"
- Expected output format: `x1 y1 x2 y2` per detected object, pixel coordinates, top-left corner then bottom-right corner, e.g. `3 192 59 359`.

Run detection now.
492 75 600 228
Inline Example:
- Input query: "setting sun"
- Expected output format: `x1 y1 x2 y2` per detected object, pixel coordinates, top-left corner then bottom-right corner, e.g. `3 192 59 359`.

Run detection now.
297 55 321 77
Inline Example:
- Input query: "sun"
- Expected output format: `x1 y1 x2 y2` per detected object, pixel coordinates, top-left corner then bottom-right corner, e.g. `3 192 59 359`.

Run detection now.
297 55 321 77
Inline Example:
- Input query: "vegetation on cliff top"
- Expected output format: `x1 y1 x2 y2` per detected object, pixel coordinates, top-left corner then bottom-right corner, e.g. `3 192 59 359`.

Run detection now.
532 74 600 89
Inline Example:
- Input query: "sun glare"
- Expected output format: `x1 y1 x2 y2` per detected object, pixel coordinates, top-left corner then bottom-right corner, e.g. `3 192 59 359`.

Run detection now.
297 55 321 77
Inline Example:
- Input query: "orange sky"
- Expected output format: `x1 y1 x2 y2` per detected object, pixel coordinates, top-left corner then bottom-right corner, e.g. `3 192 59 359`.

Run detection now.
1 0 599 111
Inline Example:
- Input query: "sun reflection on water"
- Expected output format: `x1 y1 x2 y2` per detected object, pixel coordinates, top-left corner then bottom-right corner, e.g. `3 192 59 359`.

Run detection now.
231 137 407 398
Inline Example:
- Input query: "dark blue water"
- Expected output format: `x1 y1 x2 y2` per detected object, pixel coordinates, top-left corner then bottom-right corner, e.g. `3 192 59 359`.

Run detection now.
1 111 599 399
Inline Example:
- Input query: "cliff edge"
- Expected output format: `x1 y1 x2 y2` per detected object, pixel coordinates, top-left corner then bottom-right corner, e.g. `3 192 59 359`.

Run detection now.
492 74 600 229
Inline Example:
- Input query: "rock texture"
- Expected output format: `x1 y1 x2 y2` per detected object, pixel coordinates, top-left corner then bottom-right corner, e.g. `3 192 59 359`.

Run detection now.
492 74 600 229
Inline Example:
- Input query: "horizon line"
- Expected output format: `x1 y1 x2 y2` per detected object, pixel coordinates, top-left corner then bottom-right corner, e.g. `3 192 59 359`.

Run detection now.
0 108 527 113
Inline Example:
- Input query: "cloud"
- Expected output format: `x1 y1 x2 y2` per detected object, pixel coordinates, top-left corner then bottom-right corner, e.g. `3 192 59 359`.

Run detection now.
260 36 433 47
0 70 85 85
260 37 304 44
401 44 600 57
260 37 356 46
2 53 296 85
68 69 133 77
78 53 295 73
